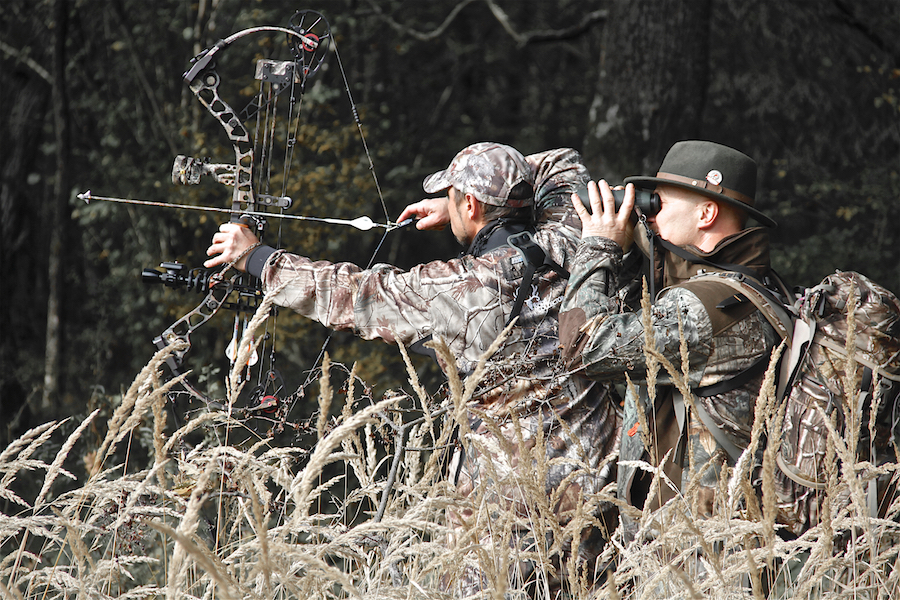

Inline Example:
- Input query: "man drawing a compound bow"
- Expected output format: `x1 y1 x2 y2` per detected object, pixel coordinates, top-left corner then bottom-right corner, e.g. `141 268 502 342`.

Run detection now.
206 142 622 595
560 140 786 541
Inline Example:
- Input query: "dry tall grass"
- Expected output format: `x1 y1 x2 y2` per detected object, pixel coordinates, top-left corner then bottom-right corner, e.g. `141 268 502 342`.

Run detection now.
2 295 898 599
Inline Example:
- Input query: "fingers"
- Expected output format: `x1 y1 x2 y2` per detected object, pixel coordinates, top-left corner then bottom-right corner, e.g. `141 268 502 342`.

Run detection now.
203 253 224 269
219 222 247 235
571 191 588 220
204 234 229 268
398 197 450 231
397 204 419 223
204 223 259 270
415 214 446 231
595 180 615 216
571 180 611 221
572 180 605 222
614 183 636 252
587 180 636 220
572 180 636 249
617 183 635 224
397 199 436 220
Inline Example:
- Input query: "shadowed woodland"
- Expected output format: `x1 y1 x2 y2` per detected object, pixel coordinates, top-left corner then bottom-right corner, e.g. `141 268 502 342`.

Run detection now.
2 0 898 435
1 0 899 598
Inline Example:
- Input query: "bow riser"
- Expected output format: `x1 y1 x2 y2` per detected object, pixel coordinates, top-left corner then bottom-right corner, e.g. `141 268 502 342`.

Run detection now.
154 277 234 402
186 69 255 219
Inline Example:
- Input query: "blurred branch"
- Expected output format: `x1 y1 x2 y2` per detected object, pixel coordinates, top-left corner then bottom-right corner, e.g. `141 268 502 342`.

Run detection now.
363 0 479 41
0 39 52 83
485 0 608 47
363 0 608 46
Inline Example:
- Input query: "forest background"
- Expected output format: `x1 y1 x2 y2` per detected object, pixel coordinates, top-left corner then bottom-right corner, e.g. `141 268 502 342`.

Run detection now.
1 0 898 468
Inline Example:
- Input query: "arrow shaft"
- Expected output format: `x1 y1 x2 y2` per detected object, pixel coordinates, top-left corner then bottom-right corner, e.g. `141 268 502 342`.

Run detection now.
79 191 400 230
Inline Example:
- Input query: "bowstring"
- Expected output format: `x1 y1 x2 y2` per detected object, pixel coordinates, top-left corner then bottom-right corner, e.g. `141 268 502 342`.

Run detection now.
236 27 395 420
228 20 400 531
181 24 396 430
332 36 393 269
323 35 394 533
295 35 394 395
220 28 399 507
291 34 397 530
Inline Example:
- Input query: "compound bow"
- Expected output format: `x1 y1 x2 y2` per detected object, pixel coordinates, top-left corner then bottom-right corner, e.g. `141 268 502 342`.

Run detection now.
91 10 402 429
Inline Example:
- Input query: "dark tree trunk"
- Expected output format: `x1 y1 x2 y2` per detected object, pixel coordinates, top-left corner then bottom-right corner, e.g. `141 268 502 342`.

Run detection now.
583 0 711 182
43 0 70 410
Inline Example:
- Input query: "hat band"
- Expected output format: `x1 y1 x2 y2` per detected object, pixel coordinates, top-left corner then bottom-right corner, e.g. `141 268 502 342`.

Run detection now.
656 172 754 207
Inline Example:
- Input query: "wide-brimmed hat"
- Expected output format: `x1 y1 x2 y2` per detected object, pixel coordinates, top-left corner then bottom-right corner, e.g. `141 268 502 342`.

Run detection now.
423 142 534 208
624 140 776 228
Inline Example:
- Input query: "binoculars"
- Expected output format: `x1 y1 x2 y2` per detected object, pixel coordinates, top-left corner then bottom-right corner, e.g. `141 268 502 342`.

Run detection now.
612 188 660 215
576 185 661 216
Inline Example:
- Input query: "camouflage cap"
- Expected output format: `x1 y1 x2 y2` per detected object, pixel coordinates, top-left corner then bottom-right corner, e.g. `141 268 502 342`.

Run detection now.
423 142 535 208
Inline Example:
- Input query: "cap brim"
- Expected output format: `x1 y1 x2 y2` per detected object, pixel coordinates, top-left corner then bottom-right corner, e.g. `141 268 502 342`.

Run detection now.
423 170 453 194
624 175 777 228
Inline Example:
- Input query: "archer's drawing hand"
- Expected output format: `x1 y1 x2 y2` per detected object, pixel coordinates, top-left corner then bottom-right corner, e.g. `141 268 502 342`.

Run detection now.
397 197 450 230
205 223 259 271
572 180 635 252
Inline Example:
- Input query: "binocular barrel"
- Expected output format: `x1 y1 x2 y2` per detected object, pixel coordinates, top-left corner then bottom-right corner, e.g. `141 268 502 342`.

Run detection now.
575 185 661 216
612 189 660 215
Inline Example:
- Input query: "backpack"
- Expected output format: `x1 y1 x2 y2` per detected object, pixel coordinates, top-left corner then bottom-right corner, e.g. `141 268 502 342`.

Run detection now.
688 270 900 494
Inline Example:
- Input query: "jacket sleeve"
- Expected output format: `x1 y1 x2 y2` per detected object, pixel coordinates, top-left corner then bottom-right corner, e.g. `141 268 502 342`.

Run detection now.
560 237 714 385
259 248 509 356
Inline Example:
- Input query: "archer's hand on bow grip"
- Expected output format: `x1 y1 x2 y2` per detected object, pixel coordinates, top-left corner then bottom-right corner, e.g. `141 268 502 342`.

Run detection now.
205 222 260 271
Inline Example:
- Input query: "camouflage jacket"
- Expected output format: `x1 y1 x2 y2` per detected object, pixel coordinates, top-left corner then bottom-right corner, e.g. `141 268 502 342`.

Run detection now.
257 149 620 522
560 228 779 519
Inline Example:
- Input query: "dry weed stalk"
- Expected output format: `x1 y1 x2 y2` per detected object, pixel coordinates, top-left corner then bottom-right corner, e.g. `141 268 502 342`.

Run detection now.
4 281 900 600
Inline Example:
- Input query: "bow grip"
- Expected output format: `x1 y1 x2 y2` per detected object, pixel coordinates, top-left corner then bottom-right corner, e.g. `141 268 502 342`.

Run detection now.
233 213 267 238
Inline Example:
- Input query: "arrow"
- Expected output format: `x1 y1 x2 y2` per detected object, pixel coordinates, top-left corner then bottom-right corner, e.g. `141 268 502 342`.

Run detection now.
78 191 413 231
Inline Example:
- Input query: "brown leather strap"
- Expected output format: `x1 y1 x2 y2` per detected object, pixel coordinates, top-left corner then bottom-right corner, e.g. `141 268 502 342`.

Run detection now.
677 278 759 337
656 172 755 207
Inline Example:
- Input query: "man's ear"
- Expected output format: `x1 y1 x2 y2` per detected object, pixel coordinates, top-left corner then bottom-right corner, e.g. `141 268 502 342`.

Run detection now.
465 192 481 220
697 200 719 230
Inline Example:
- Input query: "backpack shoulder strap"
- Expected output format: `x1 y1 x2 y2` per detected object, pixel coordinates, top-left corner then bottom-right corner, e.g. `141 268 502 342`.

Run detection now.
505 230 569 326
677 278 760 337
684 272 794 343
678 272 802 402
668 273 794 466
674 389 744 463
